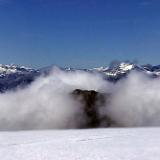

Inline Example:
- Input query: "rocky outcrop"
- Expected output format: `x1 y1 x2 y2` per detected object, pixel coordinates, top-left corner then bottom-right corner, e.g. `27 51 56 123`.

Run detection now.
72 89 115 128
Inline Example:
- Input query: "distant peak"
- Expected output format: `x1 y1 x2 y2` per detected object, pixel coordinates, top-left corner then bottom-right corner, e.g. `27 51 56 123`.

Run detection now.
0 64 35 75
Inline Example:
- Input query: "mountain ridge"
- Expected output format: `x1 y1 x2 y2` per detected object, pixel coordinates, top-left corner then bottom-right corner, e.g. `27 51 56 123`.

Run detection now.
0 61 160 92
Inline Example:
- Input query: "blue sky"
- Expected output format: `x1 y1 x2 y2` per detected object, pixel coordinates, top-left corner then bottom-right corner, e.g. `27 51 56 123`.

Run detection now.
0 0 160 68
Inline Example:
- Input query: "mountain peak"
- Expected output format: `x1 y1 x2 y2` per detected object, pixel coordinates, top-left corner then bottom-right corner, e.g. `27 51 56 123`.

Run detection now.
0 64 35 75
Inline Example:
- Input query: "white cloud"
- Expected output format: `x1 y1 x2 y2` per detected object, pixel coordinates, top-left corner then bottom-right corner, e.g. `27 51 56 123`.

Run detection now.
105 71 160 127
0 67 110 130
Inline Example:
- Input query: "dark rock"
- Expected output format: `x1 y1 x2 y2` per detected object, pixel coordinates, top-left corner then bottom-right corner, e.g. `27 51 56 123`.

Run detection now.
72 89 115 128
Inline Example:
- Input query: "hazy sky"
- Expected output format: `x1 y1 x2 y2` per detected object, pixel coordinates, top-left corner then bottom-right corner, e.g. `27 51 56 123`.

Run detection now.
0 0 160 68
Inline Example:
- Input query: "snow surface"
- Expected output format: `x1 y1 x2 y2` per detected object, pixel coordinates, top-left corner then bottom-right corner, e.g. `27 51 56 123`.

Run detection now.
0 128 160 160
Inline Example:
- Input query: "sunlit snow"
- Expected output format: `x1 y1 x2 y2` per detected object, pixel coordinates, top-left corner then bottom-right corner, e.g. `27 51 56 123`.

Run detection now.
0 128 160 160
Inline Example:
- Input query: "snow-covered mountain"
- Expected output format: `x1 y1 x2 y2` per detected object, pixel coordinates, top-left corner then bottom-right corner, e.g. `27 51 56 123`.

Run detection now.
0 64 36 77
0 62 160 92
0 64 40 92
92 62 160 80
92 62 136 80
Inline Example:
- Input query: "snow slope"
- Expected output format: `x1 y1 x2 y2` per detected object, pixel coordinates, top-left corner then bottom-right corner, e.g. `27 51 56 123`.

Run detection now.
0 128 160 160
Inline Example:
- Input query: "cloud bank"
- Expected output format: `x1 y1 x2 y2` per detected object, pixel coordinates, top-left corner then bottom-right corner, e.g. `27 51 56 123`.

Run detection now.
106 71 160 127
0 67 110 130
0 67 160 130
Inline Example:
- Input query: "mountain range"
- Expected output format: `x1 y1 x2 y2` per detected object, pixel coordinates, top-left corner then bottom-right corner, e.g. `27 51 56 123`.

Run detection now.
0 62 160 92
